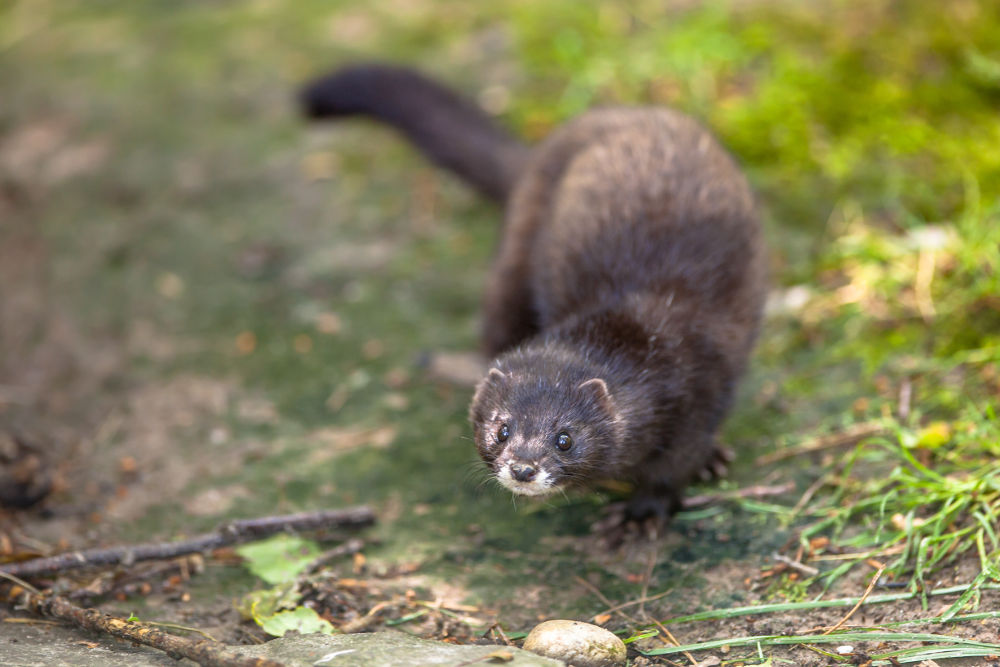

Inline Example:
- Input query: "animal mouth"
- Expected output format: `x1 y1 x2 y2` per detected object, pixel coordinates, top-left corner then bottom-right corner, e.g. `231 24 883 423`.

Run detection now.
496 464 559 497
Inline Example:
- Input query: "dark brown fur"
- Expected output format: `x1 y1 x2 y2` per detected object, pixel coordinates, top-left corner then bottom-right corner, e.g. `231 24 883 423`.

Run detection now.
302 64 766 520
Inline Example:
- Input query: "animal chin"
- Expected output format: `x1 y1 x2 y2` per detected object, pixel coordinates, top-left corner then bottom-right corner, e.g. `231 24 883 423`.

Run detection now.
496 466 559 497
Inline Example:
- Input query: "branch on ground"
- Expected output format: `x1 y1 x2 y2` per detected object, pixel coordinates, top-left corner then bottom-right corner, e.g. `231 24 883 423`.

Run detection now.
4 585 284 667
683 482 795 509
0 507 375 579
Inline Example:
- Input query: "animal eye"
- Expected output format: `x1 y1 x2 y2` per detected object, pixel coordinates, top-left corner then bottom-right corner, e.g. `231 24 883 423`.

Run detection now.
496 423 510 443
555 432 572 451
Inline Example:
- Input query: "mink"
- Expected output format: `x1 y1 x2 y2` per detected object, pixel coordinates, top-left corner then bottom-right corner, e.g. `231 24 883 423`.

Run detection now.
301 64 767 522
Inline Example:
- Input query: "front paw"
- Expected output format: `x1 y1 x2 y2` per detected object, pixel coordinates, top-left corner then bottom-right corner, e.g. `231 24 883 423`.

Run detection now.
625 493 681 524
591 493 680 548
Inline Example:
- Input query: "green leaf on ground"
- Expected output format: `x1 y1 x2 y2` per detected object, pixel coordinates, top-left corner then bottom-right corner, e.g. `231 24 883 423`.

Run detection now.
255 606 335 637
236 534 321 585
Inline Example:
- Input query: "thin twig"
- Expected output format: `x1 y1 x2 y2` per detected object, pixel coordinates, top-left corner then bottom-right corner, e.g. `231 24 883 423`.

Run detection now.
755 422 885 465
791 474 830 516
821 564 886 635
2 617 63 625
593 588 674 619
0 570 42 594
0 507 375 579
811 544 906 561
489 622 512 646
339 600 396 633
574 576 631 623
772 553 820 577
651 618 697 667
144 620 218 642
305 538 366 574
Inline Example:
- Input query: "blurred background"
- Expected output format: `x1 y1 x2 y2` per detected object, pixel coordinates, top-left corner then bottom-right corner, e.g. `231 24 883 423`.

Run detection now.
1 0 999 642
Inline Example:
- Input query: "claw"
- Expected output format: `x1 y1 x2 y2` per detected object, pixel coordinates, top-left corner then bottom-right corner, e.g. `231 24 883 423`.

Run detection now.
699 443 734 480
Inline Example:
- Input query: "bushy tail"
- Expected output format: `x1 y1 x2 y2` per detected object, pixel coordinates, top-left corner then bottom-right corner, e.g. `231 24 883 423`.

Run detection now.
300 63 529 203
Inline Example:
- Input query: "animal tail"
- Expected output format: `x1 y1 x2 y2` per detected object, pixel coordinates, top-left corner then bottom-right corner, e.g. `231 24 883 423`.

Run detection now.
300 63 529 203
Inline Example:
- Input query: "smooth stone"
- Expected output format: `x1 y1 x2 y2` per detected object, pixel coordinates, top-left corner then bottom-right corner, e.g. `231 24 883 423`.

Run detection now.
233 630 563 666
523 619 627 667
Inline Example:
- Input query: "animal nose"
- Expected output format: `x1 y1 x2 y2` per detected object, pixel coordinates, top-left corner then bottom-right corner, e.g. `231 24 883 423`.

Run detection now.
510 462 536 482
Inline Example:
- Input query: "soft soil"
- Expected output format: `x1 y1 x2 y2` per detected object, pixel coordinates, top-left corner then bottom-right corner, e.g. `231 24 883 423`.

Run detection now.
1 3 997 666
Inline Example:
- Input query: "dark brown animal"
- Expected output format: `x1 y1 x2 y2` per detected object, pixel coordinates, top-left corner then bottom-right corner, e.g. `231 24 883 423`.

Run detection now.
302 64 766 522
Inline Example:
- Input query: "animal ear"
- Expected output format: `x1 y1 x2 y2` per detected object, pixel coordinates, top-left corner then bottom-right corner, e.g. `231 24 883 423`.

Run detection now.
470 368 509 421
577 378 619 418
484 368 508 384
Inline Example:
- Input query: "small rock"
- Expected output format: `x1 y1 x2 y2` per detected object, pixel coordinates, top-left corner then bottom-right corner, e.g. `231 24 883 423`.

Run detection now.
523 619 626 667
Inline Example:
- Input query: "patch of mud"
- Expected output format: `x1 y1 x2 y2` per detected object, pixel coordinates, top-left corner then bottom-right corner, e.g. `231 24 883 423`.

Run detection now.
97 376 240 523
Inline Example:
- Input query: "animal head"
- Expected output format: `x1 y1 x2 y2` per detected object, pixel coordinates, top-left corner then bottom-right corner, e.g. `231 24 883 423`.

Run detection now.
470 364 624 496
